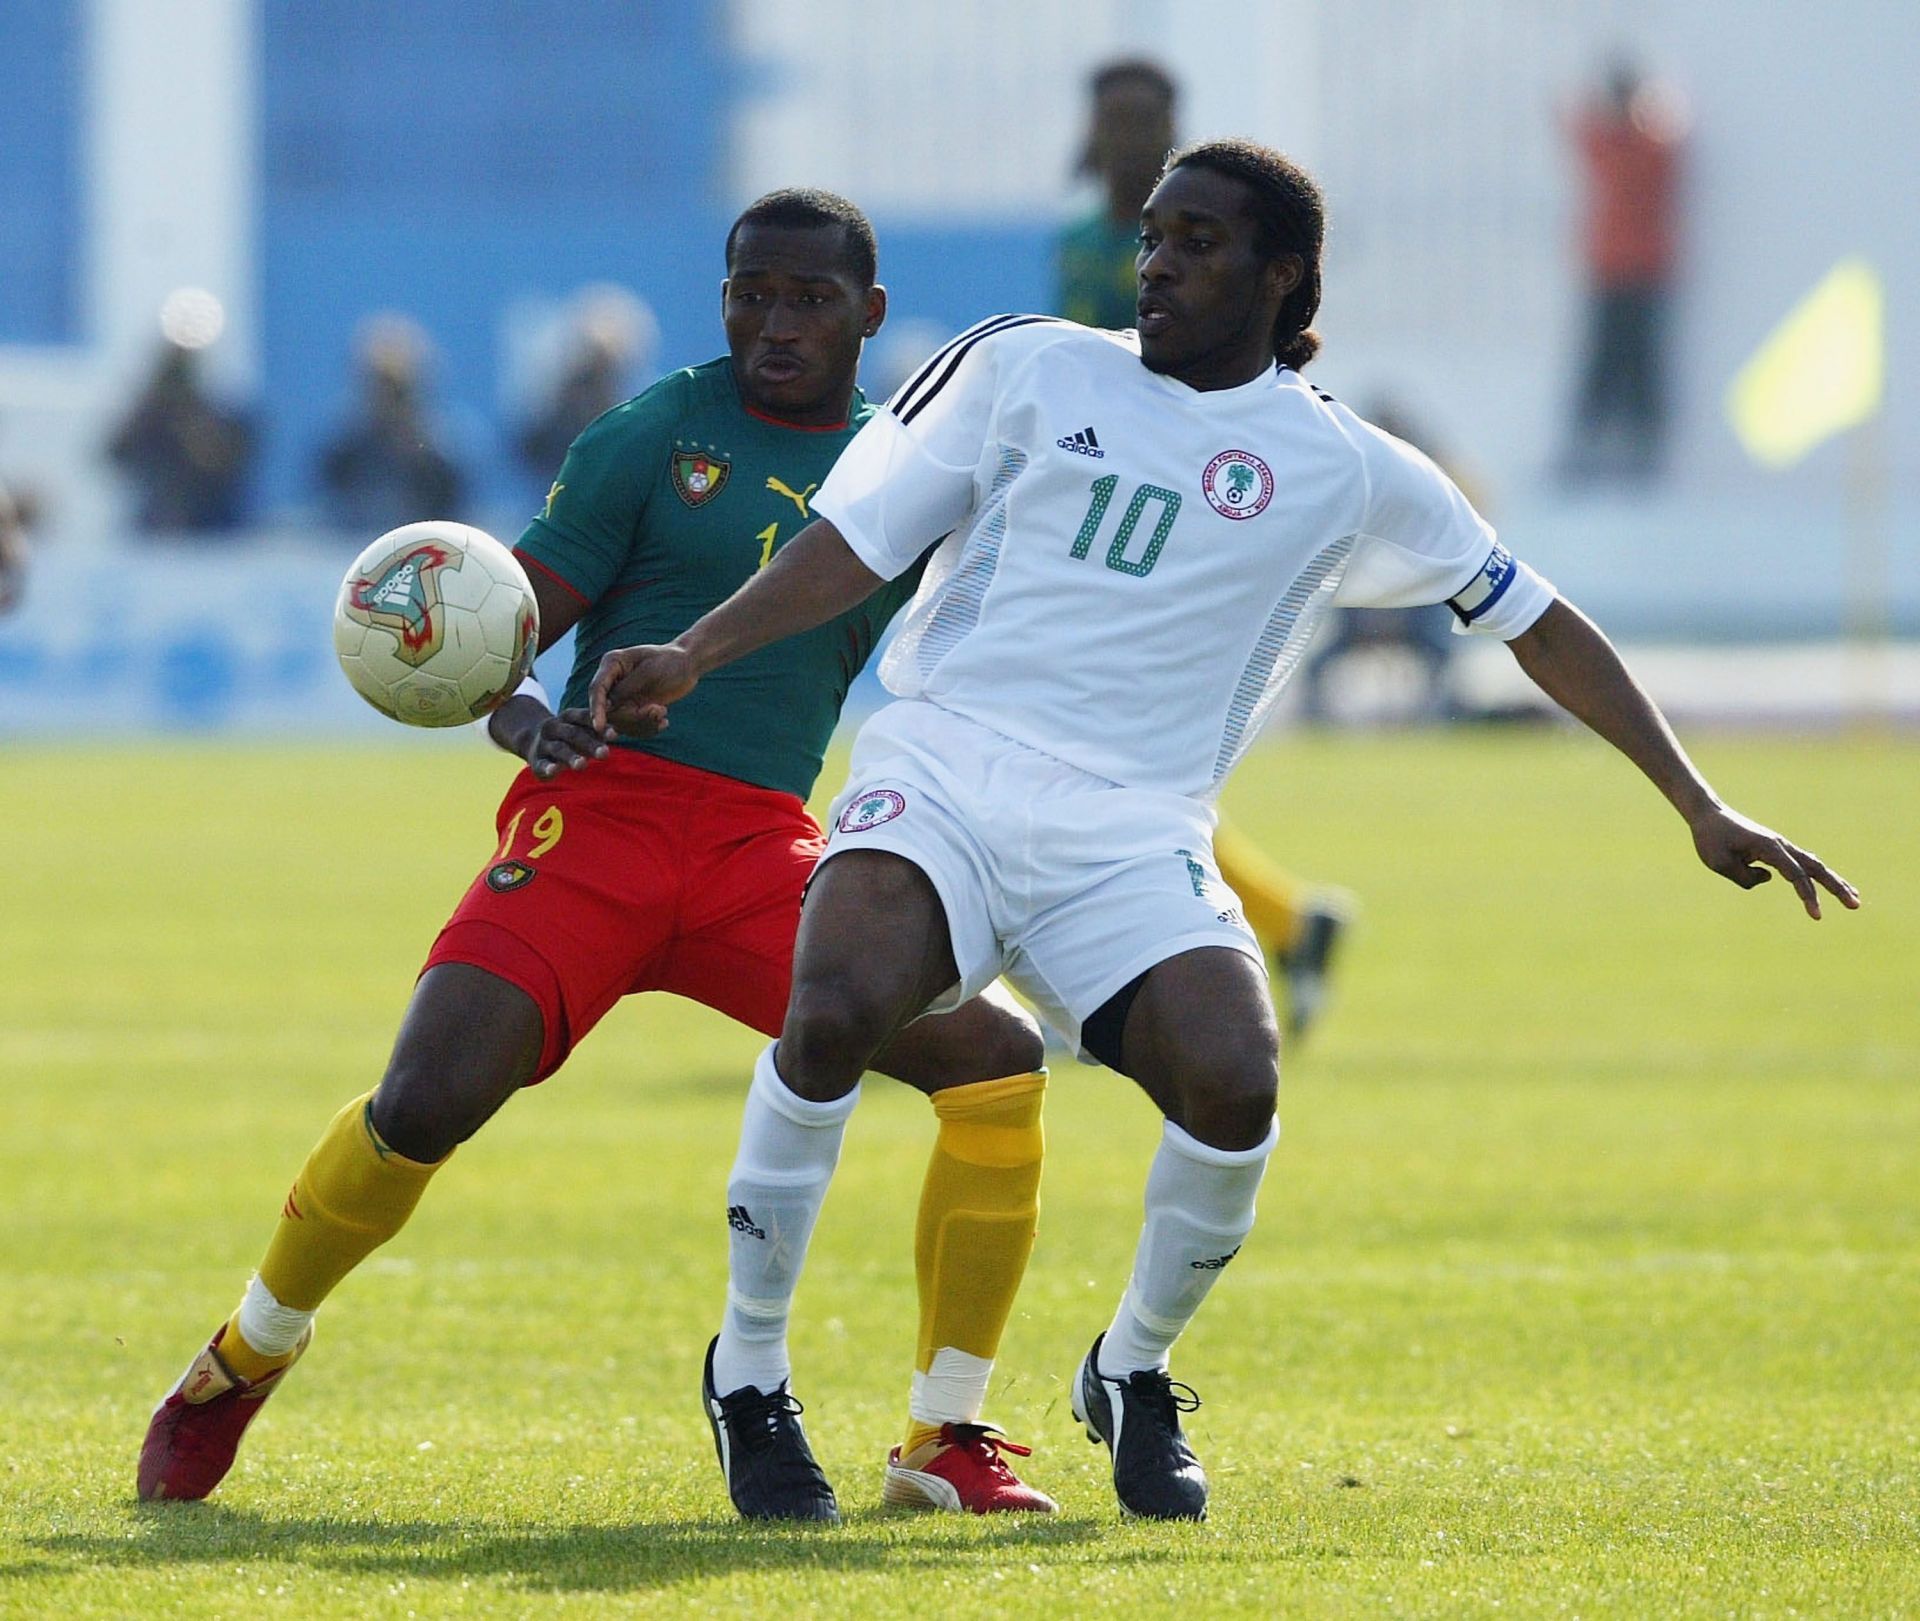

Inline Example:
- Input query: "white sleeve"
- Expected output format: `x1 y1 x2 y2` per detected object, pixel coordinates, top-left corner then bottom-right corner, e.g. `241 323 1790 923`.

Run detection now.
1334 424 1554 640
813 317 1009 580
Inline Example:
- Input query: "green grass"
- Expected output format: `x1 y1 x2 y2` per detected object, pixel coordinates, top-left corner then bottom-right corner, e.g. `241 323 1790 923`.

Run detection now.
2 729 1915 1618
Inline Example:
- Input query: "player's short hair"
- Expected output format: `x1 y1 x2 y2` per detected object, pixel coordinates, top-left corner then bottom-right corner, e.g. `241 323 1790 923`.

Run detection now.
725 189 877 290
1090 57 1177 106
1164 138 1325 371
1077 59 1178 178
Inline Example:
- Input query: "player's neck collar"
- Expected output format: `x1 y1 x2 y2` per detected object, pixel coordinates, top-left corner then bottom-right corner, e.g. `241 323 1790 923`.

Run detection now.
742 399 852 432
1143 359 1285 402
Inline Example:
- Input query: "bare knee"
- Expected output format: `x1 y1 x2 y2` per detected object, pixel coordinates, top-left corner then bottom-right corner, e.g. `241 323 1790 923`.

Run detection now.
975 1015 1046 1081
371 1052 489 1162
1122 947 1280 1149
966 982 1048 1077
779 977 903 1100
1177 1040 1279 1151
370 965 542 1161
1152 1006 1274 1144
875 984 1046 1093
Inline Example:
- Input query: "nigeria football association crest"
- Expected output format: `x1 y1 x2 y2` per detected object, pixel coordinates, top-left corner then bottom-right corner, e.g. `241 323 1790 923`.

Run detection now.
836 788 906 833
343 540 459 666
671 448 732 507
1201 449 1274 520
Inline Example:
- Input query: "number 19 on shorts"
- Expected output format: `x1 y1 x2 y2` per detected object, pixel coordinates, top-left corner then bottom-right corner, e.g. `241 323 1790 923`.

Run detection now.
1069 475 1182 578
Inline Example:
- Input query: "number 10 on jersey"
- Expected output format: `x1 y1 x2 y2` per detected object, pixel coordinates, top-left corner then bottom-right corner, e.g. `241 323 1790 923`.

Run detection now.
1068 475 1182 578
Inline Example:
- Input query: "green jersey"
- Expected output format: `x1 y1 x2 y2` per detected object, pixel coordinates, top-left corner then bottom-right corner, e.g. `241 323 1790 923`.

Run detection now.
1056 207 1140 331
516 359 922 801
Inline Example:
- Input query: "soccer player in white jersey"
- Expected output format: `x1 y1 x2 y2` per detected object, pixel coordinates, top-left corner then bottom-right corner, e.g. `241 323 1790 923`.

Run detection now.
591 138 1858 1521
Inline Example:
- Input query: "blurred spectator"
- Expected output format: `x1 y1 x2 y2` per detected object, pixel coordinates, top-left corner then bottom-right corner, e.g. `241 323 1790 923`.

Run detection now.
1560 55 1688 484
515 285 658 478
0 479 32 616
105 335 255 535
1056 58 1177 330
1299 399 1478 725
1050 57 1353 1024
318 314 467 533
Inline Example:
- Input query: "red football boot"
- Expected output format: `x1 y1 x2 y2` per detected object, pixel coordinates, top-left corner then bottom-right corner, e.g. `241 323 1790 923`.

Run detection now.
137 1322 311 1501
883 1423 1058 1514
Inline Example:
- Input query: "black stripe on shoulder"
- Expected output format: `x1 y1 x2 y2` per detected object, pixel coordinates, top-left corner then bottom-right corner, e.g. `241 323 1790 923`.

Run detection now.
894 315 1067 426
889 314 1029 419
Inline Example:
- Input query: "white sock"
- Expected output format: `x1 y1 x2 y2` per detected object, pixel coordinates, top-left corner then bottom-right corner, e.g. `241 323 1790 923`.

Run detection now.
1098 1116 1278 1378
710 1044 860 1397
909 1347 995 1428
234 1273 313 1357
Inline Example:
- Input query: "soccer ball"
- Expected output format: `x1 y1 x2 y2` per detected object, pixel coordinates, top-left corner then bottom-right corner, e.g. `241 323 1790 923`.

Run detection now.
333 521 539 727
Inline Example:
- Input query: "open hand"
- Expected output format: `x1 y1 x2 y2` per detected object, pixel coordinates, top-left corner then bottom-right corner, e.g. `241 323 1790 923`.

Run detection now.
589 642 698 736
522 707 622 780
1690 805 1860 919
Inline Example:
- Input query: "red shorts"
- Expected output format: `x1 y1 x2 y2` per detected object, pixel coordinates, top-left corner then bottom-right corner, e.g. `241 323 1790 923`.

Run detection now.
422 749 823 1082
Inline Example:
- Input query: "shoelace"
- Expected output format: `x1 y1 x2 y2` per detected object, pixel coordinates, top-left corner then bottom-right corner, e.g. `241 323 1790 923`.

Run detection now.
944 1423 1033 1478
725 1388 808 1455
1124 1371 1203 1427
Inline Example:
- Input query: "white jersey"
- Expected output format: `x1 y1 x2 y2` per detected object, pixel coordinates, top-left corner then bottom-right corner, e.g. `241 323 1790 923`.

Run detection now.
814 315 1554 798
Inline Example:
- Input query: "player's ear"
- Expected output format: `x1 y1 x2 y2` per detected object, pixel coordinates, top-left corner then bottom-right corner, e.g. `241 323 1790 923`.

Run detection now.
862 283 887 340
720 279 731 320
1265 254 1303 301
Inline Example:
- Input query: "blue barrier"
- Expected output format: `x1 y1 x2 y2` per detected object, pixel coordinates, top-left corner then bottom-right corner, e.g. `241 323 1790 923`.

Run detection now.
1 544 426 736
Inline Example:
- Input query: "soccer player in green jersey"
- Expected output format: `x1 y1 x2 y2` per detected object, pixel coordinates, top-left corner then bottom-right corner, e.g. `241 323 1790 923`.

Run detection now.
140 189 1056 1521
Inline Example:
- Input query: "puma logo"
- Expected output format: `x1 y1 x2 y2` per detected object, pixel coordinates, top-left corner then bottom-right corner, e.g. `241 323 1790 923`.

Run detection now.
766 476 818 518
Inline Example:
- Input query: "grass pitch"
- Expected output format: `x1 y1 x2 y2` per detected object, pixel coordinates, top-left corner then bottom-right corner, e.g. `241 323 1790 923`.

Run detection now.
1 728 1914 1619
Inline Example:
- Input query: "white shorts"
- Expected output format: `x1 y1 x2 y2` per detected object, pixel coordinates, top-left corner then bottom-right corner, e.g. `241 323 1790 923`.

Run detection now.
819 700 1262 1061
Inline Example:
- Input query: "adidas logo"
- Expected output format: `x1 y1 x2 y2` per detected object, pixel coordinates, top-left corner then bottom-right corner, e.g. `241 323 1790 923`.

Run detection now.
1056 426 1104 458
1189 1245 1242 1271
727 1204 767 1240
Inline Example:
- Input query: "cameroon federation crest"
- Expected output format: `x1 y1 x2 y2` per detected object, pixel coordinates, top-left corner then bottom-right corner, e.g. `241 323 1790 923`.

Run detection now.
671 449 732 507
343 540 460 666
1201 449 1274 520
486 859 537 893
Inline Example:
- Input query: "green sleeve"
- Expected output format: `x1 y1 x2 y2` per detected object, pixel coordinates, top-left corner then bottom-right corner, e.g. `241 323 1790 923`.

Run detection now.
1055 219 1103 326
1055 238 1090 324
515 387 675 603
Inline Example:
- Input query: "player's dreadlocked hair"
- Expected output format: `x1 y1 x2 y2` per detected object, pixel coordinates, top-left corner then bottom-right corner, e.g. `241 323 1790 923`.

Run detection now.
1165 138 1325 371
726 188 878 289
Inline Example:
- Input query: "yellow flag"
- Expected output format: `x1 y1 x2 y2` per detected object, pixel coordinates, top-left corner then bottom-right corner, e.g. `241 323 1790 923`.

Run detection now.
1727 259 1884 468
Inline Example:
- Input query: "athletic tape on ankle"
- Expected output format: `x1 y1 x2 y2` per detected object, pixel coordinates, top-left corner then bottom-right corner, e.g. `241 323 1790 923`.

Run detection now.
236 1274 314 1357
909 1347 994 1426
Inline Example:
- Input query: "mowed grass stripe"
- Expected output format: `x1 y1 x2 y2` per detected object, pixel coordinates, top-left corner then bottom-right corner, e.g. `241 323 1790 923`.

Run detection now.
1 731 1913 1618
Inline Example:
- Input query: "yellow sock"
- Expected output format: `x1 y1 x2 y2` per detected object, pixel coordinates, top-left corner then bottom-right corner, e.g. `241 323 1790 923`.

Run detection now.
903 1071 1045 1456
221 1093 446 1380
902 1420 948 1459
1214 818 1310 956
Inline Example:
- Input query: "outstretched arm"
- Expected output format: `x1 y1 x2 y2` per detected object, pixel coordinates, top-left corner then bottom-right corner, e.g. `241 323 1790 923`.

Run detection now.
1508 598 1859 918
589 517 884 733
